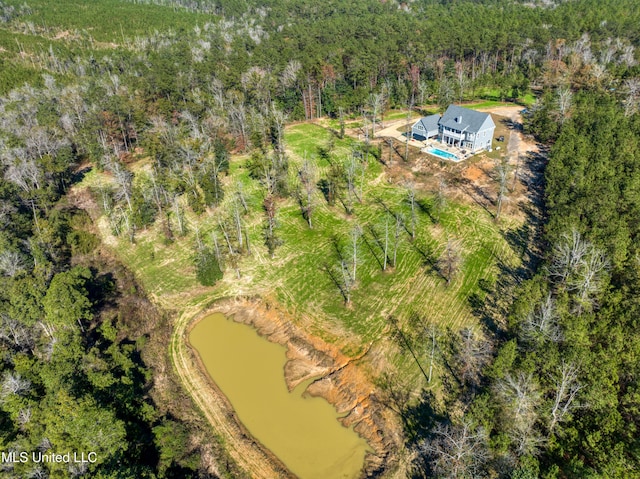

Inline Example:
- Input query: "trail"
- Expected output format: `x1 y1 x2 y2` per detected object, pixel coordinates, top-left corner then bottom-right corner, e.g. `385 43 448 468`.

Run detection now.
170 302 296 479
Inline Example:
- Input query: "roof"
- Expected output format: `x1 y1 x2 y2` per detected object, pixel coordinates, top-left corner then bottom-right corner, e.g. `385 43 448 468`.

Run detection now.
441 119 469 132
439 105 495 134
412 114 440 132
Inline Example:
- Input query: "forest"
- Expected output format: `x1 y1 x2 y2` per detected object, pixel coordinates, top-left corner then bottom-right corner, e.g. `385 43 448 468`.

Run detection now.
0 0 639 477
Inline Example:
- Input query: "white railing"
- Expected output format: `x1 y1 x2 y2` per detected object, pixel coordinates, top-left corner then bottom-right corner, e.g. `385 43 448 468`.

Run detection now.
442 129 464 140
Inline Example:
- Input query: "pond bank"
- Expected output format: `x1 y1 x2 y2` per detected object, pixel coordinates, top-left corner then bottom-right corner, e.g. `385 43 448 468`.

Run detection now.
189 312 369 478
180 297 401 478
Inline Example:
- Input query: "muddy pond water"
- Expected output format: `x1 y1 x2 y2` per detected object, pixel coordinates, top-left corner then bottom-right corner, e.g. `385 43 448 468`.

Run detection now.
189 313 369 479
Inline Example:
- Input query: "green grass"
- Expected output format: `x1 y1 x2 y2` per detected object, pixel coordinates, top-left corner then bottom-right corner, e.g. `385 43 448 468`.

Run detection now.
83 121 520 359
383 110 415 121
4 0 209 43
519 93 536 107
464 100 513 109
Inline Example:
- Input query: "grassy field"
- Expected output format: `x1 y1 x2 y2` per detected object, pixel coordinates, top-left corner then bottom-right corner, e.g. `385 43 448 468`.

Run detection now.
4 0 210 42
82 120 521 386
474 86 537 107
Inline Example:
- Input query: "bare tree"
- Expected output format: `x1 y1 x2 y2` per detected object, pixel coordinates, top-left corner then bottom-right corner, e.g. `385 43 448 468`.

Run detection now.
439 237 462 286
218 217 240 278
548 361 583 434
211 230 222 265
338 106 346 139
452 328 491 388
361 110 371 159
418 80 430 106
548 229 609 309
350 224 362 283
392 213 403 267
386 137 394 166
623 78 640 117
0 314 33 351
345 155 360 211
495 373 544 456
455 61 469 103
105 158 133 213
0 250 26 277
280 60 302 90
427 324 438 384
340 259 355 305
383 215 390 271
4 154 42 196
570 245 609 312
437 77 455 109
172 195 186 236
297 160 316 228
405 97 414 162
17 407 31 429
556 86 573 124
432 178 448 223
420 419 489 479
232 199 244 250
263 195 279 257
368 93 384 137
548 229 590 285
521 293 563 344
227 92 248 150
270 103 287 165
1 371 31 398
406 181 417 240
323 252 355 305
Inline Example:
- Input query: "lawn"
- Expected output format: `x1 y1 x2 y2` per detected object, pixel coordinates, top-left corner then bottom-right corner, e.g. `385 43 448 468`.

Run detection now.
81 119 522 388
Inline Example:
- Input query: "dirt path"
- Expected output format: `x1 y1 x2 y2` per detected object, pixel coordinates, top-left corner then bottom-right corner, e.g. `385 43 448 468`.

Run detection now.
170 301 296 479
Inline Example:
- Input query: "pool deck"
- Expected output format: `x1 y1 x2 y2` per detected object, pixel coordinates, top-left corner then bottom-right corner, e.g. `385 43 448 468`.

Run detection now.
421 140 473 162
372 121 487 163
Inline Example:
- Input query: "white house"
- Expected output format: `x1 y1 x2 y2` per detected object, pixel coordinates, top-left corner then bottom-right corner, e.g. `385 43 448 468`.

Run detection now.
411 105 496 153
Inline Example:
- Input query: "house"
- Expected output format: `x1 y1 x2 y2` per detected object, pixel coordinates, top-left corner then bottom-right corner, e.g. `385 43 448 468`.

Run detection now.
410 114 440 141
411 105 496 153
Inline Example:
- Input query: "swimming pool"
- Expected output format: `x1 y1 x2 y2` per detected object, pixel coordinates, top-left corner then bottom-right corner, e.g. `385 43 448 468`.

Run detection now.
425 147 460 162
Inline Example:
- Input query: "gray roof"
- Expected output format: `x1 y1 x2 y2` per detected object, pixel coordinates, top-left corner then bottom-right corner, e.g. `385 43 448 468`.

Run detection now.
413 114 440 133
421 114 441 132
439 105 495 134
441 119 469 132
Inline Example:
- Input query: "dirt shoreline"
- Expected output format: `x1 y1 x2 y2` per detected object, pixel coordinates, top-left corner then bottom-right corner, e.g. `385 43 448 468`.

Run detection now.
179 297 401 478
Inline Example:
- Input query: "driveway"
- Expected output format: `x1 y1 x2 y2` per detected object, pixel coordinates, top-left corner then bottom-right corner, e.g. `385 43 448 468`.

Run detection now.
375 119 427 149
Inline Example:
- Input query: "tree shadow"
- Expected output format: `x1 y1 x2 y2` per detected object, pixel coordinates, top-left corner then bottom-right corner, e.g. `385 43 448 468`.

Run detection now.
87 268 119 311
416 198 436 224
468 245 531 339
320 262 348 304
361 229 384 270
70 165 92 185
452 178 495 218
366 224 390 269
411 240 446 282
318 236 350 303
403 389 446 443
374 376 445 446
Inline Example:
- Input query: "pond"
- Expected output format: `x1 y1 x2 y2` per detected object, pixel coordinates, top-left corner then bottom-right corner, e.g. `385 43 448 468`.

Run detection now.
189 313 369 479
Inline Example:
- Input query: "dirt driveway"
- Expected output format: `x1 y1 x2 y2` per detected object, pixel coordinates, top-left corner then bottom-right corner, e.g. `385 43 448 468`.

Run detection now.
375 105 536 161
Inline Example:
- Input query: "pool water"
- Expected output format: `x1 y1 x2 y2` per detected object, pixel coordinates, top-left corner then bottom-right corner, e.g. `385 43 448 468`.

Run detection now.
426 147 460 161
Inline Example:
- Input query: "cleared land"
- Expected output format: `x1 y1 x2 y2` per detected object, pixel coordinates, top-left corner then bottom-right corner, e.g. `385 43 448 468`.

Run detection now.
77 113 537 476
80 112 535 378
